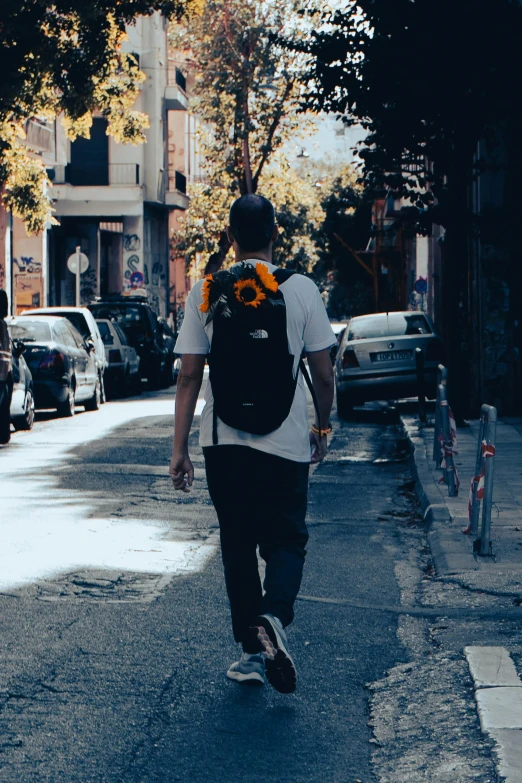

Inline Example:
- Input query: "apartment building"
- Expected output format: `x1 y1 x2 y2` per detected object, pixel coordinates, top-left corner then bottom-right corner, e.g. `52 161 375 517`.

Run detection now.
1 12 195 319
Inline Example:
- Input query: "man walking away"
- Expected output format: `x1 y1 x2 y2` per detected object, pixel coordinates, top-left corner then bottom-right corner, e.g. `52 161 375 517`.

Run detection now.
170 194 335 693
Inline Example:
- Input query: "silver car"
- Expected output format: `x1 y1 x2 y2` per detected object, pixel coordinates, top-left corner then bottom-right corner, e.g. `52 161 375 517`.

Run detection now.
335 311 441 416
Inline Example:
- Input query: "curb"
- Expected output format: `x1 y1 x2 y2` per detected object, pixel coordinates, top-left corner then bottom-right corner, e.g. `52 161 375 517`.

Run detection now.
465 646 522 782
401 416 479 576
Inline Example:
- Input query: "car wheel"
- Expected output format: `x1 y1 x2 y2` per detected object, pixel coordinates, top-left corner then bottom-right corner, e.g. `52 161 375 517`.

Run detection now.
0 385 11 444
84 375 101 411
13 388 35 431
57 383 76 417
336 389 354 419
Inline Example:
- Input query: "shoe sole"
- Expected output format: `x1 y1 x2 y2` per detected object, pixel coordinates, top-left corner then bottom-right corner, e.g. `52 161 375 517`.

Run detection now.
253 624 297 694
226 670 265 686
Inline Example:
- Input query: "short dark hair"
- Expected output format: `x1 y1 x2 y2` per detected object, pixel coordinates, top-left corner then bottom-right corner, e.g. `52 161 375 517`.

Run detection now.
229 194 275 252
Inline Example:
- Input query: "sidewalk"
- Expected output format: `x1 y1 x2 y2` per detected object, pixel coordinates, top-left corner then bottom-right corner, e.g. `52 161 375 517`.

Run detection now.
403 414 522 596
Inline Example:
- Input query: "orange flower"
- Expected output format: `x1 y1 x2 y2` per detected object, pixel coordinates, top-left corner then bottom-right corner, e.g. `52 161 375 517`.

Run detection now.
199 274 213 313
256 263 278 292
234 278 266 308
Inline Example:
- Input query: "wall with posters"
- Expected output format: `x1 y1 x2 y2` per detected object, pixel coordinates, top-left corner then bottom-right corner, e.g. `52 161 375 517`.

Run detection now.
12 217 46 314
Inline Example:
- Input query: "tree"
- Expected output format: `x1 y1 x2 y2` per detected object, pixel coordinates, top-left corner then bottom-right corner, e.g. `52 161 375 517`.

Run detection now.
172 153 325 277
301 0 522 413
0 0 202 233
170 0 318 273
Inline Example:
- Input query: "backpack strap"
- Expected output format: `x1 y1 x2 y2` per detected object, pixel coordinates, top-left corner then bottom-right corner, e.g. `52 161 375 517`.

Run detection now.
299 358 321 427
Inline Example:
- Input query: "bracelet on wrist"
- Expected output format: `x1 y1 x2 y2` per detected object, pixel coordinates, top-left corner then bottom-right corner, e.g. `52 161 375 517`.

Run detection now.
311 422 332 437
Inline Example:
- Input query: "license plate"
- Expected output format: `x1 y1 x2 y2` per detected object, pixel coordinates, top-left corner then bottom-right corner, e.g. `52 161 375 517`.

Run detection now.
373 350 413 362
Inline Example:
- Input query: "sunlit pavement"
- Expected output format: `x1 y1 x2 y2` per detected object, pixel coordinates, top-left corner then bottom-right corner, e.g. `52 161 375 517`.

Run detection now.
0 387 211 593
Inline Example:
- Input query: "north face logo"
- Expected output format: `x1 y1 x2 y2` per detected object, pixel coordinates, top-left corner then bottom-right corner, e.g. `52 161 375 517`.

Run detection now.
250 329 268 339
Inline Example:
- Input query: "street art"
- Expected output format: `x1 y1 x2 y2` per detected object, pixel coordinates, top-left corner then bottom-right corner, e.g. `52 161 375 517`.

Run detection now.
123 234 140 251
80 265 97 303
13 257 42 274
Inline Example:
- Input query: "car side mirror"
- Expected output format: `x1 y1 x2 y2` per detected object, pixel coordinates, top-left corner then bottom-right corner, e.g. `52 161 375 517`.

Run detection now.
13 340 26 358
85 337 95 352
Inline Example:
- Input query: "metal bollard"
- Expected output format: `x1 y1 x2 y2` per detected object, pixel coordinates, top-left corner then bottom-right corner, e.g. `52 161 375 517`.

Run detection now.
468 414 487 537
439 383 458 497
475 405 497 557
433 364 448 465
415 347 427 424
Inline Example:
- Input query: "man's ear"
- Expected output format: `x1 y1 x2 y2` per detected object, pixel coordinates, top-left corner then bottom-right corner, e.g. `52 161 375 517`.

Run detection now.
226 226 234 245
272 224 279 243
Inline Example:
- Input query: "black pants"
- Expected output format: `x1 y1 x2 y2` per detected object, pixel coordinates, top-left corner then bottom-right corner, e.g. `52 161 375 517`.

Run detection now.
204 445 309 651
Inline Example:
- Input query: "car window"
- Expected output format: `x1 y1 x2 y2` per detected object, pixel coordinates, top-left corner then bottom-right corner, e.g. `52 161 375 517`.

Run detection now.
90 304 145 326
97 321 114 345
54 321 75 347
9 321 52 342
65 321 86 349
113 323 128 345
347 313 432 341
59 312 90 339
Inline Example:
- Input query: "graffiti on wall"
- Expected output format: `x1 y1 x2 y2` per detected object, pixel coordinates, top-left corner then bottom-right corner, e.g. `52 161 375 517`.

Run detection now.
124 234 140 252
80 265 98 303
0 259 4 290
13 256 42 274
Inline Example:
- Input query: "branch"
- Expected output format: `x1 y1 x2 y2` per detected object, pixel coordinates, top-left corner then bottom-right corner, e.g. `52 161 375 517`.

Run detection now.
252 78 294 190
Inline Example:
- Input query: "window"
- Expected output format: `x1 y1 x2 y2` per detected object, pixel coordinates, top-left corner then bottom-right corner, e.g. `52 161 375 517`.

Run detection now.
347 313 432 341
9 321 51 342
113 323 128 345
97 321 114 345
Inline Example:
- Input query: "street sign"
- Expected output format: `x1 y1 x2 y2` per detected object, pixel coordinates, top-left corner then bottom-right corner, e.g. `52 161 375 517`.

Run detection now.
67 252 89 275
130 270 145 288
414 277 428 295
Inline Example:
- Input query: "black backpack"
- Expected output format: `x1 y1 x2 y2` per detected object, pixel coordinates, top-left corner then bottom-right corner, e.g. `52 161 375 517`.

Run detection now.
203 262 316 444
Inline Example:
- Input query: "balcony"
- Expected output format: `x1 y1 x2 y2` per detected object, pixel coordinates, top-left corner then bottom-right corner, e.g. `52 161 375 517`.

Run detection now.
51 163 143 218
165 64 188 111
165 169 189 209
25 119 55 154
58 163 140 186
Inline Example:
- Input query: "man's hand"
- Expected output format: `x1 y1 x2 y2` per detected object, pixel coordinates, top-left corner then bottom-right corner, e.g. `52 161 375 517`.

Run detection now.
169 453 194 492
310 431 328 464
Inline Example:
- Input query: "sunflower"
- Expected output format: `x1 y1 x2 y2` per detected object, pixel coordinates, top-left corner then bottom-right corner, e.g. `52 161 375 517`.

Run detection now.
255 263 278 293
199 274 213 313
234 278 266 308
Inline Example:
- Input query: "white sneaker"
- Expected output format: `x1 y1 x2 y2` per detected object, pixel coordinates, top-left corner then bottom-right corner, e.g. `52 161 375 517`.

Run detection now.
226 652 265 685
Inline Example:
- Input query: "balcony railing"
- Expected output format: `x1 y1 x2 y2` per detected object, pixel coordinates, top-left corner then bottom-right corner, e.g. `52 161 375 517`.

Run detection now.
60 163 140 186
168 169 187 194
167 67 187 93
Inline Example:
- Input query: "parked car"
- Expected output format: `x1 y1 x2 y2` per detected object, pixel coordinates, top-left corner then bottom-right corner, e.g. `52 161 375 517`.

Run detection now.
8 337 35 431
20 306 108 402
7 315 101 416
96 318 141 397
88 296 169 389
335 310 441 417
158 317 177 385
0 308 12 443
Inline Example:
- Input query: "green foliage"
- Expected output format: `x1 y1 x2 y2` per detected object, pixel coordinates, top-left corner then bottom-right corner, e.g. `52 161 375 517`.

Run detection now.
173 154 326 276
0 0 200 233
170 0 324 272
302 0 522 228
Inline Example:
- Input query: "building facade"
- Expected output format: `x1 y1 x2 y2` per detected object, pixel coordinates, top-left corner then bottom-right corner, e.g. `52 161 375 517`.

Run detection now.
1 12 193 321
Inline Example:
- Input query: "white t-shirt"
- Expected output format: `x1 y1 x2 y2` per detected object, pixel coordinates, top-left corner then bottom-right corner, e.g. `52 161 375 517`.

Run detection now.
174 261 335 462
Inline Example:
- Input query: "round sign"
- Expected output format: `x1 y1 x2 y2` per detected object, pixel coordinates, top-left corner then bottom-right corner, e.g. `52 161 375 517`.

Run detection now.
67 252 89 275
414 277 428 295
130 271 145 288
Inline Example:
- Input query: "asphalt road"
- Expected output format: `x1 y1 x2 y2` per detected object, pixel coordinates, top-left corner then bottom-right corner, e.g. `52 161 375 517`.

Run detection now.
0 391 412 783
